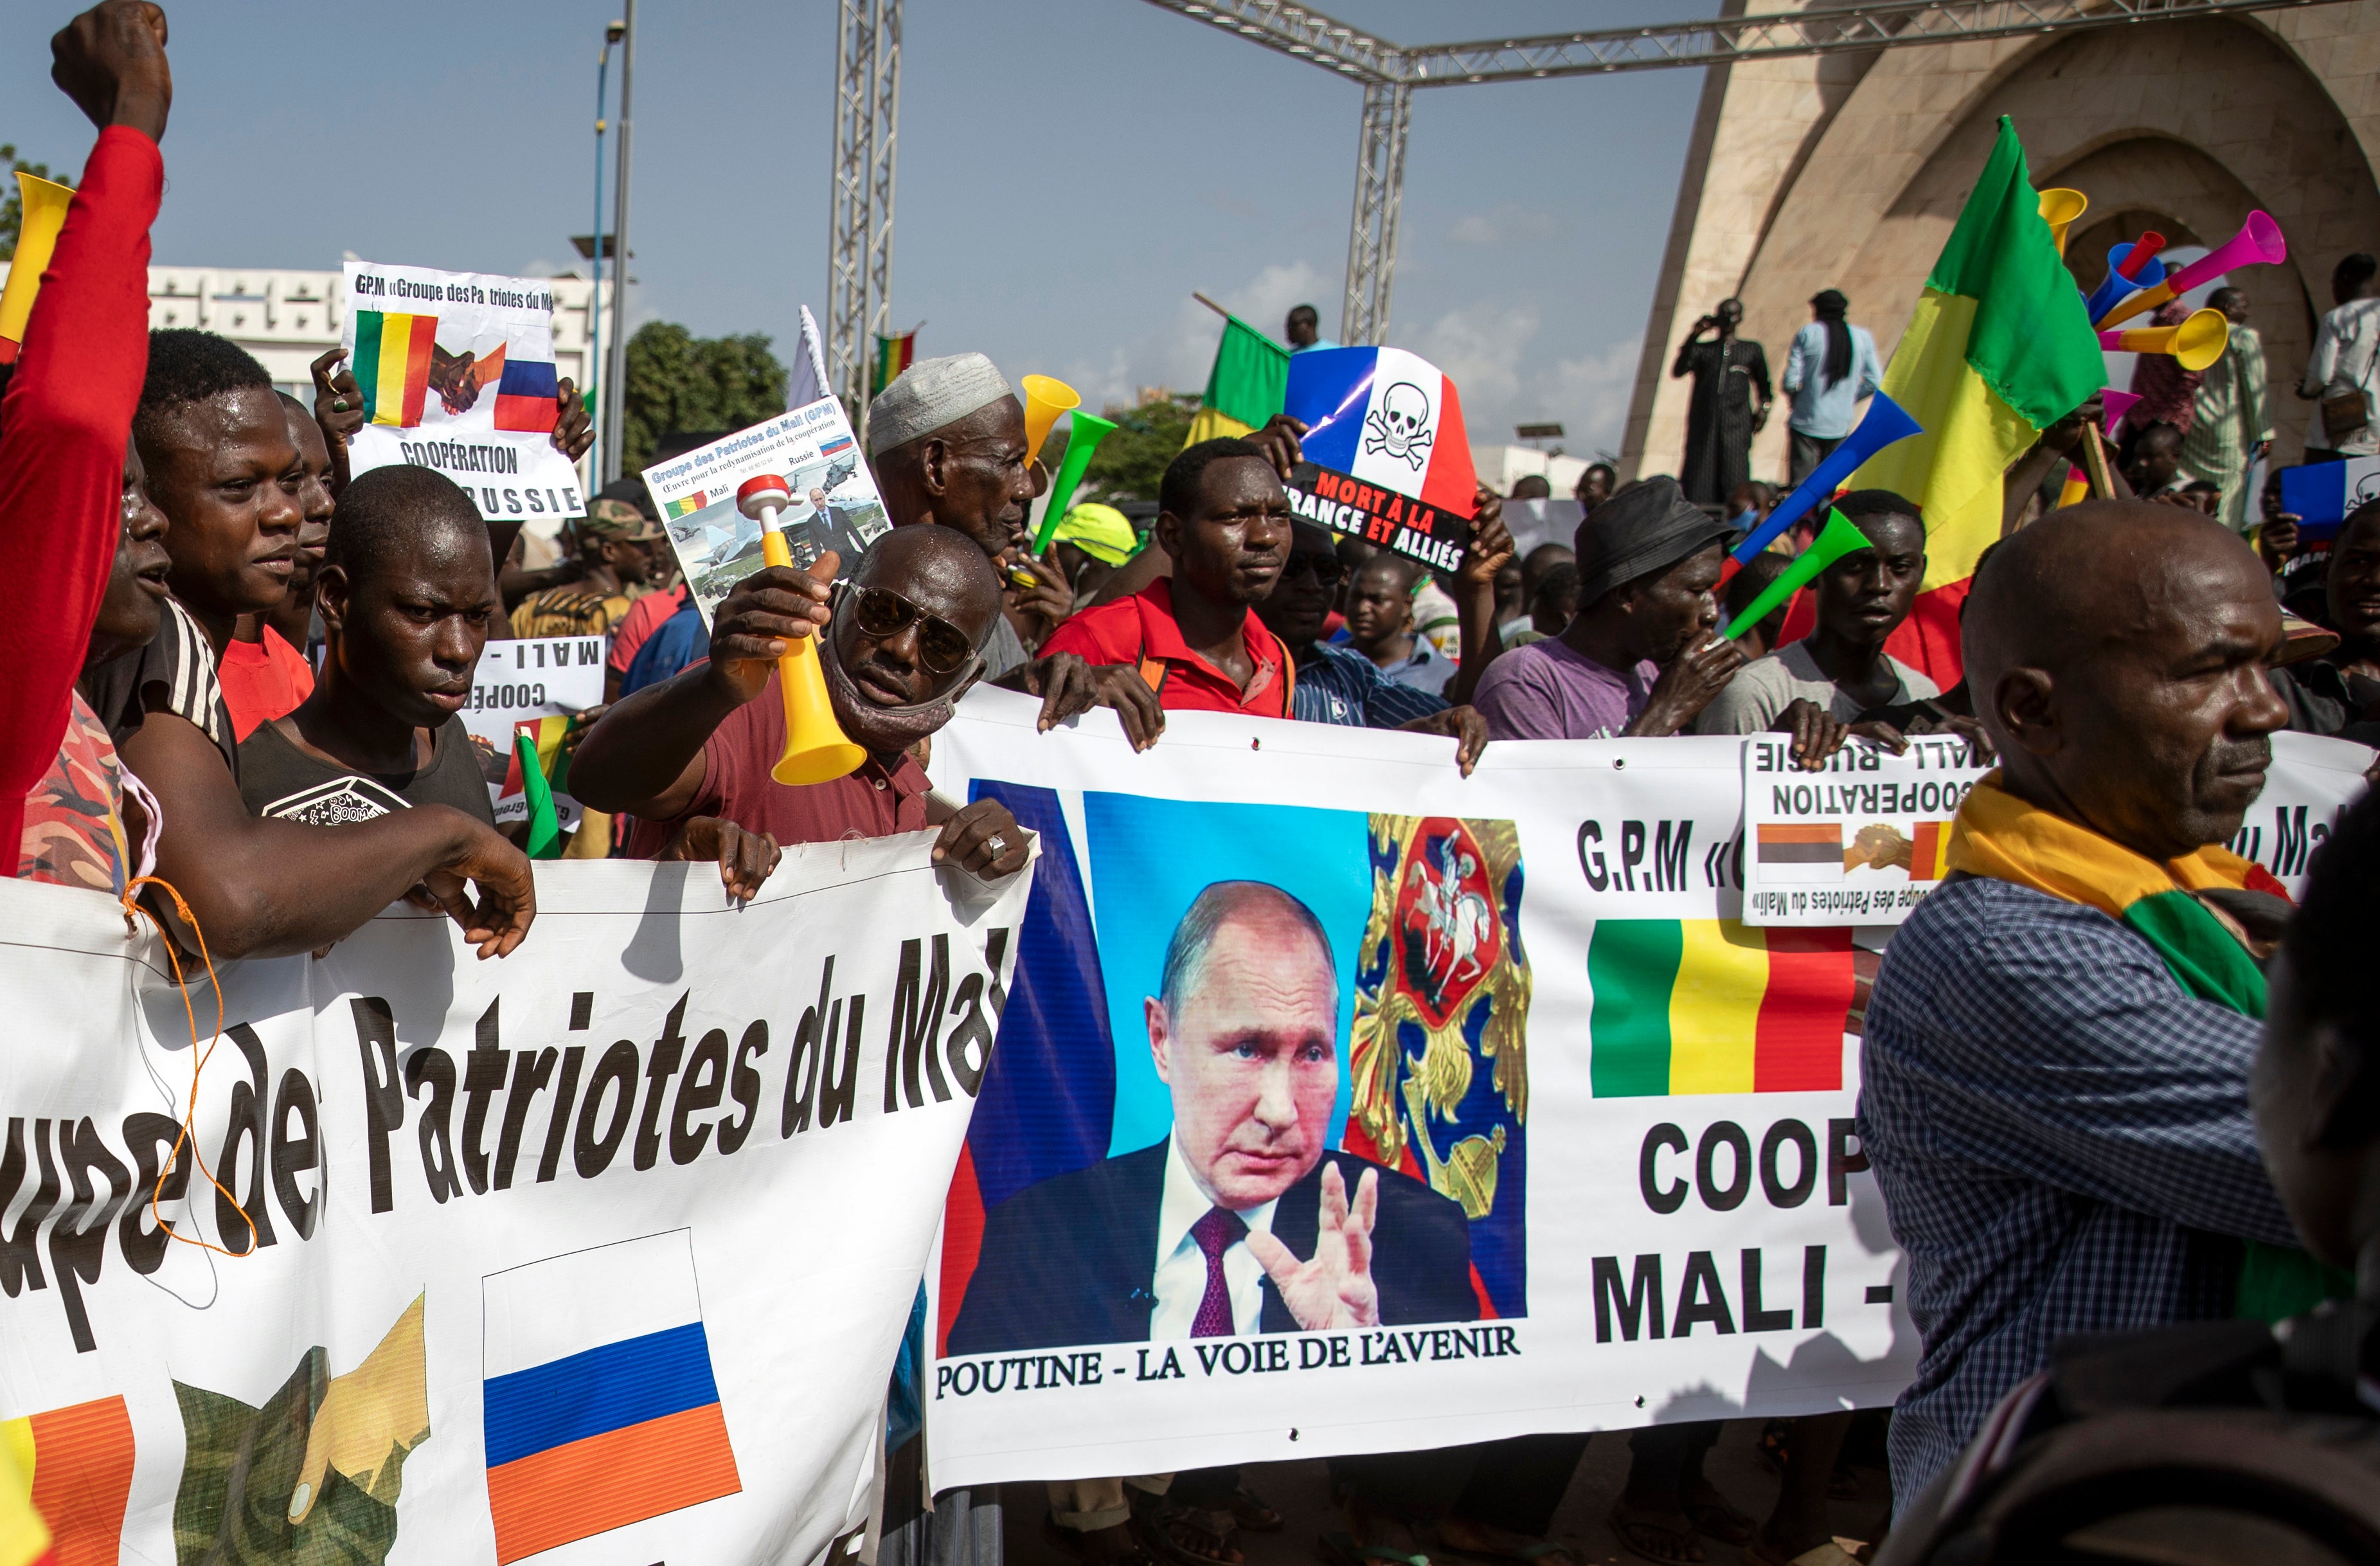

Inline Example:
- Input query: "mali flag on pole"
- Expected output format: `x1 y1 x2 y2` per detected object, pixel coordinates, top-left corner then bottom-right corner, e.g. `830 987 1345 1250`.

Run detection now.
1849 117 2104 685
1185 314 1289 447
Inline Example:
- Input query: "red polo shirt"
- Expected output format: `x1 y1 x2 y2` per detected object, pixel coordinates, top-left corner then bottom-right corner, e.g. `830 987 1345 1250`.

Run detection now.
622 667 930 857
1041 579 1294 717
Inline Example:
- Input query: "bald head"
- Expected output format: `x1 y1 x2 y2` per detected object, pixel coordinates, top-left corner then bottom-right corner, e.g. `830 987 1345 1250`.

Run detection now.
852 520 1005 645
1964 501 2287 861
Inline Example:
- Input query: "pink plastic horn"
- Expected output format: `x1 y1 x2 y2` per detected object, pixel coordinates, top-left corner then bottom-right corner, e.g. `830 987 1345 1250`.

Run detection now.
2097 211 2286 329
2100 389 2142 434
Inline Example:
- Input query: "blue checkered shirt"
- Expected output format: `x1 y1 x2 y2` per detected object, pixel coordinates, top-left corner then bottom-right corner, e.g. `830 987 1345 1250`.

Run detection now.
1858 875 2298 1509
1291 640 1449 728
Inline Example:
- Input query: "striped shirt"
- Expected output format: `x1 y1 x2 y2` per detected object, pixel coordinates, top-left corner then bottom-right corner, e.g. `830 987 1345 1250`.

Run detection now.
79 595 238 775
1858 875 2299 1510
1291 640 1448 728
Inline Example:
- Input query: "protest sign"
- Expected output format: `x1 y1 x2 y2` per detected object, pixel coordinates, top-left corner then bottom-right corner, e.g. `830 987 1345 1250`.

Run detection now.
922 694 2373 1487
1282 346 1478 573
341 262 587 524
1743 730 2366 926
1742 734 1989 925
643 400 891 626
459 634 605 830
0 841 1028 1566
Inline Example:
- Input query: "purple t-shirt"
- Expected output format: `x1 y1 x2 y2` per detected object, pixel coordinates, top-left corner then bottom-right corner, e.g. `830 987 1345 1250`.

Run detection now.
1472 637 1659 741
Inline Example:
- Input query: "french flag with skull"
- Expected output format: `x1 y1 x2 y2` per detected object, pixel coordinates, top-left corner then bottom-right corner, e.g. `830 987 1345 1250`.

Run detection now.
1285 345 1479 517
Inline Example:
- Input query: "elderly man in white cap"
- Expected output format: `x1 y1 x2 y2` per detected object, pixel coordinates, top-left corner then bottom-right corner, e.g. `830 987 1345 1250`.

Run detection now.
868 352 1168 737
866 352 1062 674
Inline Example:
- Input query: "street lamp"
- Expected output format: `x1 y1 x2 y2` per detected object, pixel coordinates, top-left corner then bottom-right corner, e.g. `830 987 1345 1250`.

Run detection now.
587 21 624 492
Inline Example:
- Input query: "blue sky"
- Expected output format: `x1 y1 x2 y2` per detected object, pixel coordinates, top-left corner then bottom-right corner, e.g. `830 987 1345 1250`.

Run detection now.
3 0 1714 453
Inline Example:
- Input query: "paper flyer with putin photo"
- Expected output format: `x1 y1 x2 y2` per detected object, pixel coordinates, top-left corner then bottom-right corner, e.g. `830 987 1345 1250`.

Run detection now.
339 261 587 525
641 399 892 627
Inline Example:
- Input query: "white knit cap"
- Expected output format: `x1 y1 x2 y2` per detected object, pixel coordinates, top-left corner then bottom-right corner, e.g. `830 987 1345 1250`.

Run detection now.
864 352 1015 456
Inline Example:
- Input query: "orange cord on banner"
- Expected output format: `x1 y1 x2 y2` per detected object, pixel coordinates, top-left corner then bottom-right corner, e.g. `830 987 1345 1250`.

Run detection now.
120 875 259 1257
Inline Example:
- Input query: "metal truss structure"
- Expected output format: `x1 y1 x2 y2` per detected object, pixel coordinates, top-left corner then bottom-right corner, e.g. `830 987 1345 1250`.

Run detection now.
1140 0 2314 344
827 0 902 415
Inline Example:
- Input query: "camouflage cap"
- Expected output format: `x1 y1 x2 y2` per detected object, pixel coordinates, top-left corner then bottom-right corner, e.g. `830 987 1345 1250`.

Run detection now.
580 498 664 541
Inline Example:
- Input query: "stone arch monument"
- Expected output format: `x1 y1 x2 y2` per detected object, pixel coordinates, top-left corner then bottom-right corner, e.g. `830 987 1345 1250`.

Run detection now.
1621 2 2380 483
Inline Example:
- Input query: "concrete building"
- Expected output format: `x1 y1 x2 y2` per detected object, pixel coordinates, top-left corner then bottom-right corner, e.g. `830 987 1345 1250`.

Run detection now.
145 266 613 516
1621 0 2380 483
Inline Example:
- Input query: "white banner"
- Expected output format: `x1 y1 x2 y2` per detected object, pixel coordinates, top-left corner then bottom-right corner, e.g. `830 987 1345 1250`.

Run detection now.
920 692 2371 1488
341 261 586 524
0 840 1028 1566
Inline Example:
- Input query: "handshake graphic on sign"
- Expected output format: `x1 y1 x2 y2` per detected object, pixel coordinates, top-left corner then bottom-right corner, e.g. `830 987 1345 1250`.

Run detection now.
1845 823 1916 873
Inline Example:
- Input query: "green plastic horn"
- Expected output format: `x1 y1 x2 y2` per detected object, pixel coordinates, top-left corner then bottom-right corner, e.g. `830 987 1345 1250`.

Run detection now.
1721 507 1870 640
1034 411 1120 552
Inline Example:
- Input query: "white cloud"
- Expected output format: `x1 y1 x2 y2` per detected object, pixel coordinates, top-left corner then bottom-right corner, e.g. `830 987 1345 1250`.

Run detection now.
1070 259 1339 415
1448 206 1561 247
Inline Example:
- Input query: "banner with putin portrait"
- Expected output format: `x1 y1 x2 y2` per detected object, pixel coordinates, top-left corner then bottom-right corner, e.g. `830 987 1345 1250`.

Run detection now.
922 690 2374 1487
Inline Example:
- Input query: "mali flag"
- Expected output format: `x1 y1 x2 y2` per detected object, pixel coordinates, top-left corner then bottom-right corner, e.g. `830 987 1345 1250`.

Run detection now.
352 310 438 428
872 330 915 397
1586 921 1854 1096
1849 117 2104 686
1185 314 1288 447
0 1396 134 1566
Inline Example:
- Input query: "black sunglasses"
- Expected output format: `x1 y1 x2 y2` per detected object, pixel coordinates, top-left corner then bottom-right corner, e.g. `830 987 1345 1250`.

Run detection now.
840 582 978 676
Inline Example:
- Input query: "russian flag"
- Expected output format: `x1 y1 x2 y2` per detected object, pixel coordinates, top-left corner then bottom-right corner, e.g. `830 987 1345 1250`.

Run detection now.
819 432 854 458
1285 346 1477 516
492 355 562 433
2279 455 2380 543
481 1230 741 1563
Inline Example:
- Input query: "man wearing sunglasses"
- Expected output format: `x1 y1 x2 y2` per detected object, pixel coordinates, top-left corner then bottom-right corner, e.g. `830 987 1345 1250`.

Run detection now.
1253 521 1494 775
568 525 1032 891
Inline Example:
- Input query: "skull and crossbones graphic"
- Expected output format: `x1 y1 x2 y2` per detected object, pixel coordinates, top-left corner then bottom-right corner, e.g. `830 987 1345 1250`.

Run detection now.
1363 381 1434 471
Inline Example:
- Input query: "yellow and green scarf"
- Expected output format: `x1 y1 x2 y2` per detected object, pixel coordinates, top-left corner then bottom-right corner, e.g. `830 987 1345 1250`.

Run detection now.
1948 774 2349 1320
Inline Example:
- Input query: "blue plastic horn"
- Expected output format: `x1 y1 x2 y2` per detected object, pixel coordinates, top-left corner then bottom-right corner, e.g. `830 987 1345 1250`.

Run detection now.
2081 240 2169 329
1732 391 1924 562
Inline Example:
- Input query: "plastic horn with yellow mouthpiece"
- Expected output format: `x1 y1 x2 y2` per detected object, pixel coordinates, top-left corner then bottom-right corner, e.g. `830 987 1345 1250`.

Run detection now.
736 473 866 786
0 174 74 365
1019 374 1079 468
2095 210 2287 330
2099 307 2230 373
2037 188 2088 258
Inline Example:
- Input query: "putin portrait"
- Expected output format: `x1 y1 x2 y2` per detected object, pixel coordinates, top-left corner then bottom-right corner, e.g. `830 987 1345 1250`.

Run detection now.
947 881 1476 1355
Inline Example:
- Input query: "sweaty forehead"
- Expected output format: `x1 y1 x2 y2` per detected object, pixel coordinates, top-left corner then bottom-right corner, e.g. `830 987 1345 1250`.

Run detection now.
1195 456 1285 519
156 388 292 471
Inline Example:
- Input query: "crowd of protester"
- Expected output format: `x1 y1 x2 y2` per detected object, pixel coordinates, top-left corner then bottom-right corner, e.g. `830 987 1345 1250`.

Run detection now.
8 4 2380 1563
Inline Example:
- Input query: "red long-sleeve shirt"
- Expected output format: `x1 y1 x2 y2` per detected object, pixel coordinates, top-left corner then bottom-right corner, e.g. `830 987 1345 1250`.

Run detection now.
0 127 163 856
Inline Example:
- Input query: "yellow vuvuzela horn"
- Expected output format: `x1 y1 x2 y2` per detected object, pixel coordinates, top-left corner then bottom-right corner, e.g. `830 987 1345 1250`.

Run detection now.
0 173 74 364
2099 307 2230 374
736 473 865 786
1019 374 1079 468
2037 188 2087 258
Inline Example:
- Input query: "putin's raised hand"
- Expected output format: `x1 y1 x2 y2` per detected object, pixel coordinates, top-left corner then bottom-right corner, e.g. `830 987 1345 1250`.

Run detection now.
1246 1162 1381 1331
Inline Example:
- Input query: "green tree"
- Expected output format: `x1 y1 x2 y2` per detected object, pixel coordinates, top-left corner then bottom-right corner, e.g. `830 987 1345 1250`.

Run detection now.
0 146 69 261
1079 394 1197 503
620 321 788 475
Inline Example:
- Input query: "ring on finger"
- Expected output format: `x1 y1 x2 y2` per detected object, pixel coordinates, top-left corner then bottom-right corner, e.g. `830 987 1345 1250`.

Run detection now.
983 833 1008 860
332 398 350 411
